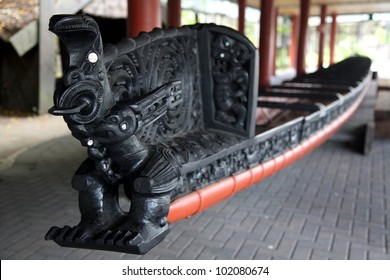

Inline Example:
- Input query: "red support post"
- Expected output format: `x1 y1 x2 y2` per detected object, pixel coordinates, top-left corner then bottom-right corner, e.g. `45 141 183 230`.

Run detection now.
168 0 181 27
238 0 246 34
127 0 162 38
329 13 337 65
296 0 310 76
272 8 279 75
259 0 275 89
317 5 327 69
289 15 299 68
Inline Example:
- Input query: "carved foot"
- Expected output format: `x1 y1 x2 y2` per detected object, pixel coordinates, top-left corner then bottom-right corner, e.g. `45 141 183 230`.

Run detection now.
76 212 126 241
116 218 170 254
115 191 172 253
44 225 170 255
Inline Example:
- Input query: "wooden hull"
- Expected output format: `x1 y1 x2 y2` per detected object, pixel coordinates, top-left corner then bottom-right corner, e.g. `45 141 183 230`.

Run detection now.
169 67 372 222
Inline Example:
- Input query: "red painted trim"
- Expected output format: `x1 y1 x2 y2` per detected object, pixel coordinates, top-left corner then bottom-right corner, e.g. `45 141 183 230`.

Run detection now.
167 79 370 223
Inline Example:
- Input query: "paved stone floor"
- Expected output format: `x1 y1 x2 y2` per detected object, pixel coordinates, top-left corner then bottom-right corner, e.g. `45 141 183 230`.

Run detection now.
0 132 389 260
0 114 69 171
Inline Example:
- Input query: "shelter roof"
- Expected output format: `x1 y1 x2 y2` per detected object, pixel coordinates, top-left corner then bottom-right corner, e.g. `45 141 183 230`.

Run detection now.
0 0 38 42
247 0 390 16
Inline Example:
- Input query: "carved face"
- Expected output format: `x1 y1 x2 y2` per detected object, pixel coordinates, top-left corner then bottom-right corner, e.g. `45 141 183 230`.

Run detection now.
49 15 106 124
94 105 137 145
49 15 102 69
49 15 116 146
212 35 250 68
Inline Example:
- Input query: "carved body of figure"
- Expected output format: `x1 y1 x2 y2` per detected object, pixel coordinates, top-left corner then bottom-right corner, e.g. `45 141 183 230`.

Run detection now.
68 82 183 252
214 75 248 127
86 101 181 249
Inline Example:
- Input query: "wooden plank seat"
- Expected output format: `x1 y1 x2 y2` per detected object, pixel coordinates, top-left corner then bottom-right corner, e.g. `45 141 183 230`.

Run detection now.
45 15 372 255
271 84 351 93
281 82 353 91
256 56 372 126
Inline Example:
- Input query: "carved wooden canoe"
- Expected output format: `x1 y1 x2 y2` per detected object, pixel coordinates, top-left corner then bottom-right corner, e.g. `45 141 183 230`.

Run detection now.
45 14 372 254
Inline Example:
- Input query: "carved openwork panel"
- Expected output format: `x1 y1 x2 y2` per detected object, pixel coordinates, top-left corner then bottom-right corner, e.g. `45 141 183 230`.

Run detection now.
197 25 258 139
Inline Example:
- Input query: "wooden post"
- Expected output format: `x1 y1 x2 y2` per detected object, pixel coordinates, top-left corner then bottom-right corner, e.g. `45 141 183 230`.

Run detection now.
127 0 162 37
272 8 279 75
317 5 327 69
39 0 55 114
289 15 299 68
329 13 337 65
259 0 275 89
167 0 181 27
238 0 246 34
296 0 310 76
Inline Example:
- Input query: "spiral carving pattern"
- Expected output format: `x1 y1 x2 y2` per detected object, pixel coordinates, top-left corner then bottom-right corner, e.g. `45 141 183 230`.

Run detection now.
107 31 202 143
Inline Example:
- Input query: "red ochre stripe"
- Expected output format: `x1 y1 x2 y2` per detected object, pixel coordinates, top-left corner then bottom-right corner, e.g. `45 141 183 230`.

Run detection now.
167 81 369 223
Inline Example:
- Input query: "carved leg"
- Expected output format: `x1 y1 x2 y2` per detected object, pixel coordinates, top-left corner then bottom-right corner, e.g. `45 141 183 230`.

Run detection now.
71 158 125 240
117 147 179 253
117 175 173 254
119 191 171 254
232 103 247 127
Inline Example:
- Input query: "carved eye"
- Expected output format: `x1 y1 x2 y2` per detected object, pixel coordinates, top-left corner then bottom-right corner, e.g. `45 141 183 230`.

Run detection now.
223 38 231 48
110 116 119 123
88 52 99 63
71 72 80 80
65 68 84 85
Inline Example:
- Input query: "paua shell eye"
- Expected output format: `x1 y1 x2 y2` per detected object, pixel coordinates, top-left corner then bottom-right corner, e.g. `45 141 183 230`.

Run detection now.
120 122 128 131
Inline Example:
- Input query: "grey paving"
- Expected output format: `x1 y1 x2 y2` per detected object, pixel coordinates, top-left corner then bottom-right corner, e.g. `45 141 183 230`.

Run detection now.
0 132 389 260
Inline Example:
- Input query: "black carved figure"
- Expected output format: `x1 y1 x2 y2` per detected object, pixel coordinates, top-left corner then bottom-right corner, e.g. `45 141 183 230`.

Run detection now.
47 15 124 243
45 14 258 254
45 15 184 254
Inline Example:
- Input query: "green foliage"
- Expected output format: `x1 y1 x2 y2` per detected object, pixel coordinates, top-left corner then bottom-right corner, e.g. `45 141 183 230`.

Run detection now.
181 10 197 25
